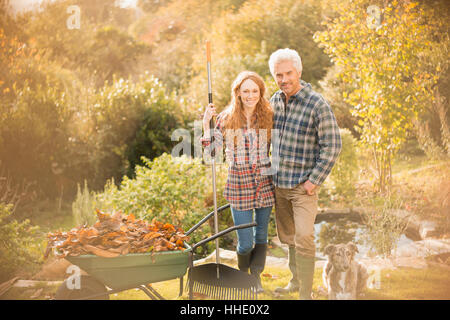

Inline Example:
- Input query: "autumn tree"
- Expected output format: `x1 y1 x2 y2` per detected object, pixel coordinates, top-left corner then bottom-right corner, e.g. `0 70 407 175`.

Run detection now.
314 0 445 192
183 0 331 111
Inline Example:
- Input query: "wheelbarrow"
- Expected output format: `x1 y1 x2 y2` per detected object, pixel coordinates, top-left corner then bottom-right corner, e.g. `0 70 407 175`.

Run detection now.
54 203 256 300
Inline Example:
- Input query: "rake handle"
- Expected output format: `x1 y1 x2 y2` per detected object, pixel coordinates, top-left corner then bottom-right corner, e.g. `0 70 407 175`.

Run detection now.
206 40 220 278
185 203 230 236
191 222 257 252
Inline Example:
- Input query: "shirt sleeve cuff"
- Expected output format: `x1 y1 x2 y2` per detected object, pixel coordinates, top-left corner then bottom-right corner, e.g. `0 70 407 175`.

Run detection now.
200 136 211 147
307 173 324 186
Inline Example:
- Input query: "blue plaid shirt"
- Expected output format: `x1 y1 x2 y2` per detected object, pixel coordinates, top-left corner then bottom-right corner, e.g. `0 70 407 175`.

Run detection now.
270 80 342 188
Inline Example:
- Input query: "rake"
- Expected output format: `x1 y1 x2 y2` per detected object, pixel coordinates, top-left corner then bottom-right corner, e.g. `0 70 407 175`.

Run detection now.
186 41 259 300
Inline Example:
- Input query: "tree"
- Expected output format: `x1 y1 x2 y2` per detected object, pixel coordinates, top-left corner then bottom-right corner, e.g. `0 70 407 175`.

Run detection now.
184 0 331 110
22 0 150 88
207 0 331 84
86 26 151 86
314 0 444 192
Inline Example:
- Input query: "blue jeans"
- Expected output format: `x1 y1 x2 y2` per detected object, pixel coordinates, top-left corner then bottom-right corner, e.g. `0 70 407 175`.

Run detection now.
231 206 272 255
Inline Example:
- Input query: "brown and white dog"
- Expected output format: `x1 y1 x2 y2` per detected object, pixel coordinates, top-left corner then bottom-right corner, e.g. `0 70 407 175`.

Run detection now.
322 242 369 300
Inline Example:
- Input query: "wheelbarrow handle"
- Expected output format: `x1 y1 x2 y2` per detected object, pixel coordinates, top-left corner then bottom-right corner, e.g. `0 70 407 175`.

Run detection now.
191 222 257 252
185 203 230 236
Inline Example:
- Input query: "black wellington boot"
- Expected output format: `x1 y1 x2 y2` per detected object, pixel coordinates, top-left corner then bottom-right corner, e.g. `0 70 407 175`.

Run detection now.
249 243 267 293
237 251 252 273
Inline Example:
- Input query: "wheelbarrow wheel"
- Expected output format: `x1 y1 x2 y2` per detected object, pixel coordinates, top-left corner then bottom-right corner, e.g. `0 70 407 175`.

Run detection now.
55 275 109 300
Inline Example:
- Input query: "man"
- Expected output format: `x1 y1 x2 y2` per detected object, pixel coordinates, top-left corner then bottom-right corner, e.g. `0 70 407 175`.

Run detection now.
268 48 342 299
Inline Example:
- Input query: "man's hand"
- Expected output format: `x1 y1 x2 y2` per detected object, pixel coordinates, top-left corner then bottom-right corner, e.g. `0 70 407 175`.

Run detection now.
304 180 318 196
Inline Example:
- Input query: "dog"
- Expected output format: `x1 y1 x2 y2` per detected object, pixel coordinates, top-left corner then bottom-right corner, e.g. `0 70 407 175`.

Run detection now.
322 242 369 300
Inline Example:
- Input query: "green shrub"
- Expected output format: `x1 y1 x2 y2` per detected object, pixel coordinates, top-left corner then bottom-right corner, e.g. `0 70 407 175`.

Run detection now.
72 180 97 227
361 197 408 258
88 153 228 256
0 84 75 198
0 203 41 282
328 128 359 202
91 74 188 185
318 219 360 254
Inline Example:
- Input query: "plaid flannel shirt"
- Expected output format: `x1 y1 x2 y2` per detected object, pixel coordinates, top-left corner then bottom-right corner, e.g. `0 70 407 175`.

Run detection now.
270 80 342 188
201 113 275 211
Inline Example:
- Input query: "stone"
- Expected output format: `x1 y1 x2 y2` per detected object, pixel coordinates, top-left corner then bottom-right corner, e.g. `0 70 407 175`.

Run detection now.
193 248 288 268
32 257 87 280
419 221 438 239
393 239 450 258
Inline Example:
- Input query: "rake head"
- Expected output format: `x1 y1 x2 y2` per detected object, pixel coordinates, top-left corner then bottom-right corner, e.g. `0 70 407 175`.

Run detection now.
187 263 258 300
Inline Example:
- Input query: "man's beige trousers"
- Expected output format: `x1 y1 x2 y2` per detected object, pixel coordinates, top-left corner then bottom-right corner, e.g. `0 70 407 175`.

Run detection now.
275 183 319 258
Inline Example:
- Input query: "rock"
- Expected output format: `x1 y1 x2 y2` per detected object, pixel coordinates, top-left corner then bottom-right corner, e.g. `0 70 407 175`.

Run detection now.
393 239 450 258
30 288 43 299
193 248 288 268
359 258 396 271
32 257 87 280
270 237 289 254
0 277 19 297
315 260 327 269
419 221 438 239
13 280 62 288
389 209 439 240
315 208 361 223
391 257 428 269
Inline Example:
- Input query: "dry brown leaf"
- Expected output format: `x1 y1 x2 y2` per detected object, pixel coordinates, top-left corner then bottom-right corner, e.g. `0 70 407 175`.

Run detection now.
46 210 189 258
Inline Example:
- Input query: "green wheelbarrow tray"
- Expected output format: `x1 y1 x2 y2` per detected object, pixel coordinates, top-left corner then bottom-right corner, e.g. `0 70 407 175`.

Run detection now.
57 203 257 300
65 243 192 291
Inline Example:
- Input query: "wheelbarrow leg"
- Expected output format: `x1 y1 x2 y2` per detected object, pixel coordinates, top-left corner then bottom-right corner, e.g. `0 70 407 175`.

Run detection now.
138 285 159 300
188 252 194 300
188 268 193 300
145 284 165 300
179 277 183 297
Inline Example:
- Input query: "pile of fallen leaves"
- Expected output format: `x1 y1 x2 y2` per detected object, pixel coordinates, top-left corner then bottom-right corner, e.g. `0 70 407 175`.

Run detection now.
45 209 189 258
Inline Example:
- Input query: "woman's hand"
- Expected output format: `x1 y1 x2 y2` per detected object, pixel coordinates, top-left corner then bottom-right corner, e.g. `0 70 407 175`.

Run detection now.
203 103 217 130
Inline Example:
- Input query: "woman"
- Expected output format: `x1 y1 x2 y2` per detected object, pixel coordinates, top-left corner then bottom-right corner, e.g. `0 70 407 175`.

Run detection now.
201 71 275 293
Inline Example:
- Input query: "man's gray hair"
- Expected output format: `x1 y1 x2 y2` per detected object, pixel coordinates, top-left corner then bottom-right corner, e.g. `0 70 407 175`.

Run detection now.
268 48 302 77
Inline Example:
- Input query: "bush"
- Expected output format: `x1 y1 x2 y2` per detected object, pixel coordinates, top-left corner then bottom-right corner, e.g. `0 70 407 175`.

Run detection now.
72 180 97 227
318 219 360 254
0 203 41 282
0 84 75 198
361 197 408 258
331 129 358 198
319 129 358 205
75 153 229 256
91 74 189 186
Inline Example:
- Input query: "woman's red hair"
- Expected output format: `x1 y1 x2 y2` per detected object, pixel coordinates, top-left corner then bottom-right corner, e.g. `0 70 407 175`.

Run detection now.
221 71 273 145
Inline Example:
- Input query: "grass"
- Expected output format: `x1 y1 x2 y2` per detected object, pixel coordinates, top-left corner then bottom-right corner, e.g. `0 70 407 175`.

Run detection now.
352 157 450 237
3 155 449 300
17 198 74 234
114 264 450 300
4 264 449 300
363 266 450 300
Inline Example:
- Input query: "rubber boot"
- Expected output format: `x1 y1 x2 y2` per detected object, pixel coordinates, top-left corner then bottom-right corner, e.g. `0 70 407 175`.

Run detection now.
275 246 299 293
237 251 252 273
296 253 315 300
249 243 267 293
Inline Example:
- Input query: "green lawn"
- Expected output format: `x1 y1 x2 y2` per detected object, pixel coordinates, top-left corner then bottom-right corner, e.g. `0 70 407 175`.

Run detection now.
4 156 449 300
4 263 449 300
107 264 450 300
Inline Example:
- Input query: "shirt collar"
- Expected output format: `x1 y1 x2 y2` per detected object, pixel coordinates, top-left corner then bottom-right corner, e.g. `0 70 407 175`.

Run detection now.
279 79 312 102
